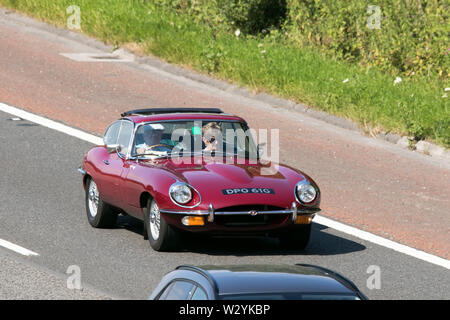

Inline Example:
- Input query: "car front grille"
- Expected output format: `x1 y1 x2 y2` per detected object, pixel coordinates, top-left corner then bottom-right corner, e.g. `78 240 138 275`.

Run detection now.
214 205 288 227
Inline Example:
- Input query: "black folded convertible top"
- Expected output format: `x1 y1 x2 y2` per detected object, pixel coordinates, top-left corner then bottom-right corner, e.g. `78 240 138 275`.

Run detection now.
121 108 224 117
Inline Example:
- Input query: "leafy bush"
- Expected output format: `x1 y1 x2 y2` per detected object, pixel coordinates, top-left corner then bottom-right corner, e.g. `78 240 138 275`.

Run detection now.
284 0 449 78
151 0 448 78
217 0 287 34
153 0 287 34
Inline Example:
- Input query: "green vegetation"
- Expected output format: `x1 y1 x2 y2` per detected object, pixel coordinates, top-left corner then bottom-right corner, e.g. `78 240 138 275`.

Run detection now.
1 0 448 147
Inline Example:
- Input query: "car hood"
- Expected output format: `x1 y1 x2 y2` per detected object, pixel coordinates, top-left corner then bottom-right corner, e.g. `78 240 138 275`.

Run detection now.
148 157 315 209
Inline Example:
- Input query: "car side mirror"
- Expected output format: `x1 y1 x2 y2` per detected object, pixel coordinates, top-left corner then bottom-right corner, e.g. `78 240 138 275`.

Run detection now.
106 144 120 154
257 143 266 158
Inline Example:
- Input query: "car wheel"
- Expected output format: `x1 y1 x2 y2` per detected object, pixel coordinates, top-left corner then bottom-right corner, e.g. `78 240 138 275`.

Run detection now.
278 224 311 250
85 178 118 228
144 199 179 251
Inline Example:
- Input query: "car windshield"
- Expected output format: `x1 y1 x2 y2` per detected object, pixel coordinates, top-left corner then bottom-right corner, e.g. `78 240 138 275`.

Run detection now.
220 293 360 300
132 120 258 159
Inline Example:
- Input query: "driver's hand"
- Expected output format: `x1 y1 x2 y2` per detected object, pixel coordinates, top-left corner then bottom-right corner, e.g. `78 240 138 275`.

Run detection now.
136 147 146 154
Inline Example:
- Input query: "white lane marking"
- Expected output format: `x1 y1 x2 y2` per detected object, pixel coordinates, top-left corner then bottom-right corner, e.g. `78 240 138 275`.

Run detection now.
314 215 449 270
0 239 39 256
1 101 449 270
60 53 134 62
0 103 103 145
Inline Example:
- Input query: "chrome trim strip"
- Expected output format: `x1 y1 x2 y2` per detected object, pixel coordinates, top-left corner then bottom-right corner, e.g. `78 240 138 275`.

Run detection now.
209 203 215 223
291 201 297 223
214 210 293 215
160 209 209 215
77 167 86 175
120 119 135 160
128 121 146 160
159 208 320 216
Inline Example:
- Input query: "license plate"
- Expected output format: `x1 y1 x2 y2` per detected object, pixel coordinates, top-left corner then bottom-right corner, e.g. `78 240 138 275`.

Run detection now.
222 188 275 195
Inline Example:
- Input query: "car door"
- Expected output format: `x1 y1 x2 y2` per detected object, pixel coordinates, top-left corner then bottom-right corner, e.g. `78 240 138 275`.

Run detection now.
96 120 134 208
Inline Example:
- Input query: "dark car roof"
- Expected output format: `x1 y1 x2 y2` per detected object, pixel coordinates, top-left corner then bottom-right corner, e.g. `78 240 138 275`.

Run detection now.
177 264 360 296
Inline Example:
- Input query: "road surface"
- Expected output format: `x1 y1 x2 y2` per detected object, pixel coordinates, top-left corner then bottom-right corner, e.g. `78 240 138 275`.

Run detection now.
0 8 448 299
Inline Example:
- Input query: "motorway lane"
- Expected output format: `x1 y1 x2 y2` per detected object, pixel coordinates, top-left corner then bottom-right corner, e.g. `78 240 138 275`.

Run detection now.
0 249 111 299
0 111 449 299
0 9 449 258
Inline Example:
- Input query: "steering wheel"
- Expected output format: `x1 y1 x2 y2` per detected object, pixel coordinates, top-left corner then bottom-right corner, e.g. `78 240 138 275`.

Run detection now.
145 144 173 151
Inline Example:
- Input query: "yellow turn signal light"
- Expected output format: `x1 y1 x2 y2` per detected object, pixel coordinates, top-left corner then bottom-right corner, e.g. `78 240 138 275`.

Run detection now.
181 216 205 226
295 215 313 225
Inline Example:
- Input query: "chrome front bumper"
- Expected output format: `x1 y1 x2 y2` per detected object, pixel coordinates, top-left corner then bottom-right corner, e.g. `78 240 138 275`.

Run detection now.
159 202 320 223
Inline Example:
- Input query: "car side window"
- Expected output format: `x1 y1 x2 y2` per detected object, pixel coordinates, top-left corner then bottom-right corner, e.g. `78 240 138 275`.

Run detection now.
117 121 134 156
162 281 196 300
157 282 174 300
190 286 208 300
103 121 121 146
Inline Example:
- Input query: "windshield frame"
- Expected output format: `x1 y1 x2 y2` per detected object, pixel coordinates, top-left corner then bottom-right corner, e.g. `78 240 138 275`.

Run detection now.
128 119 258 160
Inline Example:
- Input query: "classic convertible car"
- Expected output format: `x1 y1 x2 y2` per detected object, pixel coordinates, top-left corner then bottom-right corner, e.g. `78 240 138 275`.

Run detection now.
78 108 321 251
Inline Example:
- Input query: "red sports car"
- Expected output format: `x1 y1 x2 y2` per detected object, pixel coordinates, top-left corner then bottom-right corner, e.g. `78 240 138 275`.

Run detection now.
78 108 321 251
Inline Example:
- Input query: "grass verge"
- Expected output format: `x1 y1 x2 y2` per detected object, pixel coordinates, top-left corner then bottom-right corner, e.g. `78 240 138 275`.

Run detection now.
1 0 448 147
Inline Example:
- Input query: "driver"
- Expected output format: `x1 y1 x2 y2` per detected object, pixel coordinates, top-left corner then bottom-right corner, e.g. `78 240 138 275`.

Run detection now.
135 125 165 155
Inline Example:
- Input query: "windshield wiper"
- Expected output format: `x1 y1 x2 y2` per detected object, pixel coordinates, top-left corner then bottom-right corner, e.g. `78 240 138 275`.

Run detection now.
205 150 257 158
169 151 203 157
170 150 252 157
206 151 237 157
168 150 256 159
132 151 169 159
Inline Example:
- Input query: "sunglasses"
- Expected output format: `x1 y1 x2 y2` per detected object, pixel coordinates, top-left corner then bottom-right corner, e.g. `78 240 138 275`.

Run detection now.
205 136 216 144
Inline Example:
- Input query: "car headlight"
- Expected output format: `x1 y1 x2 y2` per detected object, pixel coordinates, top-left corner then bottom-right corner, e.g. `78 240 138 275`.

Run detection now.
296 182 317 204
169 182 193 205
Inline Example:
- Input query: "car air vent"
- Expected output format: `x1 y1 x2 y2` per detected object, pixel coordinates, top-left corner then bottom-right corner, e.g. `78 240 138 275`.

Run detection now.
216 205 284 212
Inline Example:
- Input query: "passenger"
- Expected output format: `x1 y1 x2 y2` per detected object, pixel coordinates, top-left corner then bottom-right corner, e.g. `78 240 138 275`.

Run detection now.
202 122 222 152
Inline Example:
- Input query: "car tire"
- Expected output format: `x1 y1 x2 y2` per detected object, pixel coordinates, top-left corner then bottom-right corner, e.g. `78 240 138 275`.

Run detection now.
85 177 118 228
278 224 311 250
144 199 179 252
